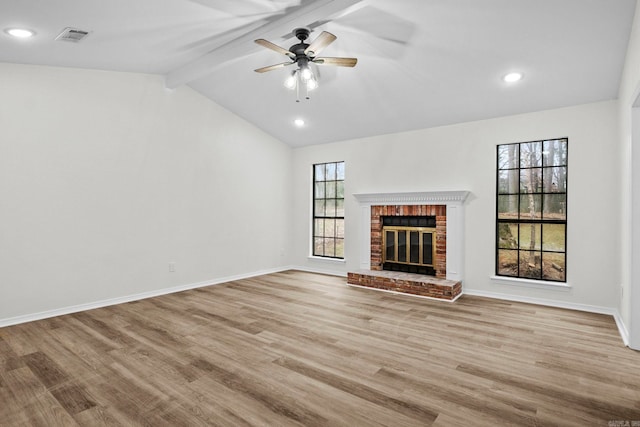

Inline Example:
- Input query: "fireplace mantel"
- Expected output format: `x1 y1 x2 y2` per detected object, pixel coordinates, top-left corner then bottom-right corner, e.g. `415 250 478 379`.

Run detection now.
353 190 469 205
353 190 470 282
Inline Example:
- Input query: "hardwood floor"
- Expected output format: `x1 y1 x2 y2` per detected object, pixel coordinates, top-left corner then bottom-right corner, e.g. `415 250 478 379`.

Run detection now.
1 270 639 426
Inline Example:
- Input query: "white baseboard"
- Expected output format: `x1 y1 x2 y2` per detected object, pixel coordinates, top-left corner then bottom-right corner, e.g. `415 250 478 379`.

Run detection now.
464 288 629 346
614 312 630 347
0 266 289 328
288 265 348 277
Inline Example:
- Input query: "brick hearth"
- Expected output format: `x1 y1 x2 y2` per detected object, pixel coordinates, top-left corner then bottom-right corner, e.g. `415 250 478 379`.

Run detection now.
347 270 462 301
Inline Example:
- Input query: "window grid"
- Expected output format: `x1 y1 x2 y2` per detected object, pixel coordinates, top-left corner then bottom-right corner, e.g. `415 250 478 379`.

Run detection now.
496 139 568 282
313 161 345 259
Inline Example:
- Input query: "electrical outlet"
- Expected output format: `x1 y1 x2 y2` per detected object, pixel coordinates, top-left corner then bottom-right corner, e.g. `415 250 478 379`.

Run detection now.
169 262 176 272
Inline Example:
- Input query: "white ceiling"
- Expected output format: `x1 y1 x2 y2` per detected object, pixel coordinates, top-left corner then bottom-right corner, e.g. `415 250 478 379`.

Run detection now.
1 0 636 147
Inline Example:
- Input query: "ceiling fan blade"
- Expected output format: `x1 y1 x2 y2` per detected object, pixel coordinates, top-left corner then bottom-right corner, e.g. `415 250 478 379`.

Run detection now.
313 57 357 67
304 31 337 56
255 39 294 58
254 62 294 73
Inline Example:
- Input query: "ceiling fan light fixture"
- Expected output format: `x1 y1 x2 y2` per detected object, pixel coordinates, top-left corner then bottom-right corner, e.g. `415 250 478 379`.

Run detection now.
300 66 313 82
284 71 297 90
306 78 318 91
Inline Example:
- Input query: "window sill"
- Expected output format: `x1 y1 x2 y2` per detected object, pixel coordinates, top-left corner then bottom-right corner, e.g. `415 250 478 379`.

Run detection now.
490 275 571 291
308 256 346 263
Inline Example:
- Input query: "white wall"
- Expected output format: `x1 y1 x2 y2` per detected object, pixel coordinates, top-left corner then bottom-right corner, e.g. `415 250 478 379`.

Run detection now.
292 100 620 310
0 63 292 323
618 0 640 349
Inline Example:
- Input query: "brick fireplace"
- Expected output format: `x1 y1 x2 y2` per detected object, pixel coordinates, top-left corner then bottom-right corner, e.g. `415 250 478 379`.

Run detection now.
370 205 446 278
348 191 469 301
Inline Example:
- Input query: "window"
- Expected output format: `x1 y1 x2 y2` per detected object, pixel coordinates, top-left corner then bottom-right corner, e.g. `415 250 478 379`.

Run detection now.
496 139 567 282
313 161 345 258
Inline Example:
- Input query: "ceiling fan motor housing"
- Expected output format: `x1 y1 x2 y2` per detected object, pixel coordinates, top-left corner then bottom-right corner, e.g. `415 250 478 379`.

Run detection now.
290 28 312 62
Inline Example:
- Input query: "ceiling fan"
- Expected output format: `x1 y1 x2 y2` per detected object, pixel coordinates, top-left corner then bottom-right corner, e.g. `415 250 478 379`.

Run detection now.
254 27 357 100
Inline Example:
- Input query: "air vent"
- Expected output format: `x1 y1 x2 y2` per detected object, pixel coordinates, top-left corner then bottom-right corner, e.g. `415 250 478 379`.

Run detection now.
55 27 90 43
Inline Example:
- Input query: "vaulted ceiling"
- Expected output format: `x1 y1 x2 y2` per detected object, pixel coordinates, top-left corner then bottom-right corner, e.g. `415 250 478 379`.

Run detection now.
1 0 636 146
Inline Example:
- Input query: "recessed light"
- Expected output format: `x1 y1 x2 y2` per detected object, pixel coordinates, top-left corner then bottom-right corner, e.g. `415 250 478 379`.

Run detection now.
503 72 524 83
294 119 305 127
4 28 35 39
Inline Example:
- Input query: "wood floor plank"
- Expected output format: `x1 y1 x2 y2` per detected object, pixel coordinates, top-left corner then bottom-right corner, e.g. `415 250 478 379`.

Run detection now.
0 335 24 371
50 384 96 415
21 351 69 389
0 367 79 426
274 355 440 423
1 270 640 426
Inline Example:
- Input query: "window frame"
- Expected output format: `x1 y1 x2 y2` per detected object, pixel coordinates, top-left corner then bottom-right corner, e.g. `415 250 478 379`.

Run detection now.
495 138 568 282
312 161 345 259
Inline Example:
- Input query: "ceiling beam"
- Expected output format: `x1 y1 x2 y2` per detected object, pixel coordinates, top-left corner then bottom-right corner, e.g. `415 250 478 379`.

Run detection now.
164 0 364 89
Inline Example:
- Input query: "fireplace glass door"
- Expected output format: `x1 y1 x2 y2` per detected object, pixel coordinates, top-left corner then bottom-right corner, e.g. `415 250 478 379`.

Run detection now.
383 226 436 272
